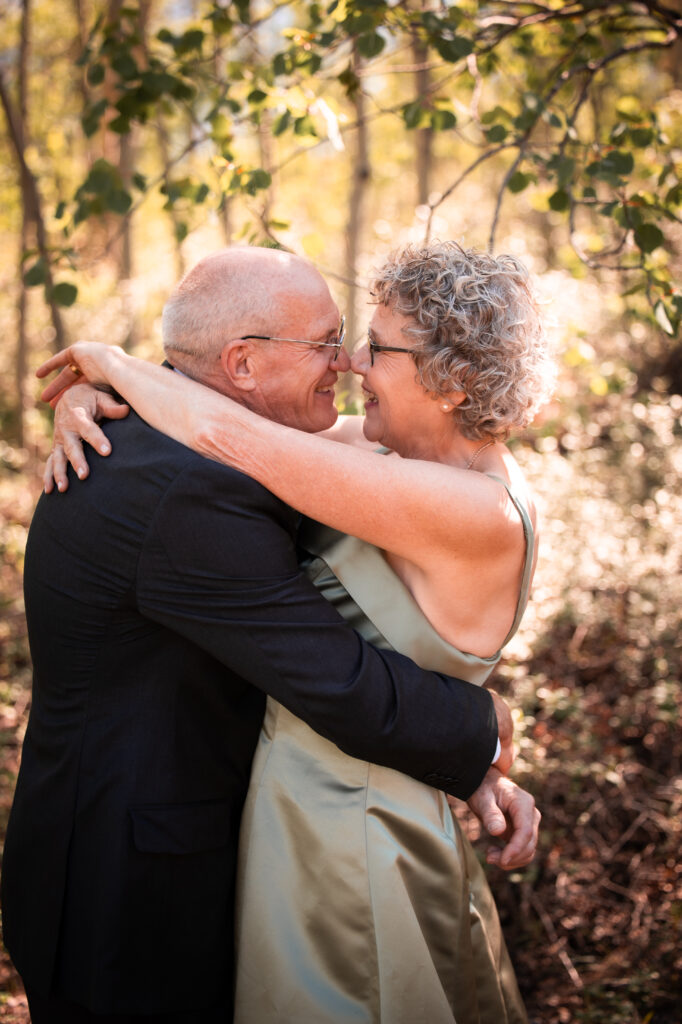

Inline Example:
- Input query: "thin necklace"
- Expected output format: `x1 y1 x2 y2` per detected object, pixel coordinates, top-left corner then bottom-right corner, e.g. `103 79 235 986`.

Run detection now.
466 439 495 470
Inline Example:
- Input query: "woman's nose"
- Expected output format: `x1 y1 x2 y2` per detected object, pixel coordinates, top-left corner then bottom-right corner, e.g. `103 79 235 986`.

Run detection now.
351 342 370 374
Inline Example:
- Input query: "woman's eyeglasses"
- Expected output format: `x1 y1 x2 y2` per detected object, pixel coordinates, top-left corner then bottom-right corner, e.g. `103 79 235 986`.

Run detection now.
367 330 416 366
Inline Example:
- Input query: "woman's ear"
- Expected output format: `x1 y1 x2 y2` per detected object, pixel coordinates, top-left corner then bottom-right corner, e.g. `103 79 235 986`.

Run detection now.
219 340 258 393
438 388 466 412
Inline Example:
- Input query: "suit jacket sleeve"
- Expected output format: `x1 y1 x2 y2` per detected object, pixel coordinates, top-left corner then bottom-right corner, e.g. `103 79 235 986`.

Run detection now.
136 458 497 799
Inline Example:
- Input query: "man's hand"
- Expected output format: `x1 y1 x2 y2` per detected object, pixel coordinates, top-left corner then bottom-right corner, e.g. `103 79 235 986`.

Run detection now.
45 383 128 493
489 690 514 775
457 767 540 870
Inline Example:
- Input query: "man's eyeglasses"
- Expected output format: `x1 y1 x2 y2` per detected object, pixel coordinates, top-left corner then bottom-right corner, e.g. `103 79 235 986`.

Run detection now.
367 330 416 366
243 316 346 359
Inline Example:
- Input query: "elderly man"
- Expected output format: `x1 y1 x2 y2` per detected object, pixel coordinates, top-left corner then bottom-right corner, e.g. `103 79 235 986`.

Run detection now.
2 248 532 1024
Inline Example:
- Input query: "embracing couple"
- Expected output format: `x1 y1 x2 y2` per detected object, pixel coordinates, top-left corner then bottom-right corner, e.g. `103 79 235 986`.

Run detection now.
2 241 552 1023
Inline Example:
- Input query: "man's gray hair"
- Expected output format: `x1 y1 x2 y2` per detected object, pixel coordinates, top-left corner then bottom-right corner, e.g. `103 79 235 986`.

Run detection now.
162 250 275 364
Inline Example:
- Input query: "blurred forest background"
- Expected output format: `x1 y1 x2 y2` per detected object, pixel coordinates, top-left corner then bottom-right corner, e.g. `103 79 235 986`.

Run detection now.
1 1 681 1021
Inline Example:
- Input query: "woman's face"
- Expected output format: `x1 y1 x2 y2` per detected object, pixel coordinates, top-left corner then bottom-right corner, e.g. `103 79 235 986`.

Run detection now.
351 303 454 457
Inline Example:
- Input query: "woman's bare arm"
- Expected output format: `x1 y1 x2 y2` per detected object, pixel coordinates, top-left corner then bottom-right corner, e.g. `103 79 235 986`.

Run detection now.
39 343 520 567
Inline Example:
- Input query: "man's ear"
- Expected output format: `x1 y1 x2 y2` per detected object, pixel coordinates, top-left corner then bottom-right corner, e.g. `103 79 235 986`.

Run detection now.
219 340 258 393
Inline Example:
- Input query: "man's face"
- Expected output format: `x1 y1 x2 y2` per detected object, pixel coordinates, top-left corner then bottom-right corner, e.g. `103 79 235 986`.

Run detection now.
247 281 350 434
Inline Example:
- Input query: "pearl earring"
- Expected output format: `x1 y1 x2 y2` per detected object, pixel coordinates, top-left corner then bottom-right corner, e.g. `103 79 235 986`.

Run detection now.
441 404 451 412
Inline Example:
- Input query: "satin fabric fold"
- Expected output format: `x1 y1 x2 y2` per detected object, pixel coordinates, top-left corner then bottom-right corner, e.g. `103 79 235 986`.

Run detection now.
235 485 532 1024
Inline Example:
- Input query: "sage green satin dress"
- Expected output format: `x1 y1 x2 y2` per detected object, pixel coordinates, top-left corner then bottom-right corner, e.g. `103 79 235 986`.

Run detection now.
234 478 533 1024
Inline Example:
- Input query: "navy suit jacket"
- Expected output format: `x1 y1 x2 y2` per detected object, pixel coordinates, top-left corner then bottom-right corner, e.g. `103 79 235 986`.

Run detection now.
1 411 497 1015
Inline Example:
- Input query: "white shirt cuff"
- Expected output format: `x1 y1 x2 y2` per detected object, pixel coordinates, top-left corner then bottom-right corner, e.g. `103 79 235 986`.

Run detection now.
492 737 501 765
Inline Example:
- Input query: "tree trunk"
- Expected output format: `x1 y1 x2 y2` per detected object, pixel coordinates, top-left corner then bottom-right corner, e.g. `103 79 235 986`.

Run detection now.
213 26 233 246
0 10 68 425
412 32 433 207
15 0 31 448
156 115 187 281
345 46 370 361
106 0 153 348
661 0 682 83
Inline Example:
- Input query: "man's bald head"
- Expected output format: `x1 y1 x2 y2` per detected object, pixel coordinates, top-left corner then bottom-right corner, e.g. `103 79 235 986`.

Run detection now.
162 247 331 371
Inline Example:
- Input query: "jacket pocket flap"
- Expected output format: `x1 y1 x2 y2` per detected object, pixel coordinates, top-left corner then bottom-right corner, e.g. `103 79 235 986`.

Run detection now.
130 799 234 855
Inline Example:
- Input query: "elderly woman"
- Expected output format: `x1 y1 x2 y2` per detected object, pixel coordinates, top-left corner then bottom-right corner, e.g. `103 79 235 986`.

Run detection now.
40 242 553 1024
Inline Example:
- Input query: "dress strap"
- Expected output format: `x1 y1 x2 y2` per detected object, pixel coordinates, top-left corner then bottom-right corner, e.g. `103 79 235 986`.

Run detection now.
486 474 535 648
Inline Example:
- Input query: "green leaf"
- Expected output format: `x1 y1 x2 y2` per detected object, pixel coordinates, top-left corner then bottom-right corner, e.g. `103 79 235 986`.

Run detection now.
615 96 643 122
249 169 272 190
242 169 272 196
273 52 291 77
610 121 628 144
247 89 268 105
485 124 507 143
481 106 510 126
272 110 291 136
665 183 682 206
83 159 118 195
82 98 107 138
634 223 664 253
630 127 654 147
654 300 674 335
357 32 385 58
235 0 251 25
107 189 132 214
169 78 195 102
140 70 179 99
294 114 317 137
338 63 360 97
55 201 66 220
402 100 425 130
132 173 147 191
549 189 570 212
430 108 456 131
433 35 473 62
24 259 47 287
210 114 232 141
108 114 132 134
547 155 575 189
87 62 105 86
602 150 634 176
174 28 204 55
50 282 78 308
508 171 531 194
111 52 138 81
174 221 188 243
612 202 641 228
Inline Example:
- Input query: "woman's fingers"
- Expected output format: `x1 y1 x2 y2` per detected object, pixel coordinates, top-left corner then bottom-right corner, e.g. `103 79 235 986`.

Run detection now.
35 348 75 379
494 803 541 870
41 368 82 404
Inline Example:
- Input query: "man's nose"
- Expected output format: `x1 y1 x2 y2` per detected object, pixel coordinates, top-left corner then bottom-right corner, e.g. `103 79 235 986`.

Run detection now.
330 346 351 372
351 343 370 374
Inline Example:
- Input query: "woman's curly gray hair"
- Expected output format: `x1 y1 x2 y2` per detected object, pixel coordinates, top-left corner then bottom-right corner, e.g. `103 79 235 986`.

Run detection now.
371 241 555 440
